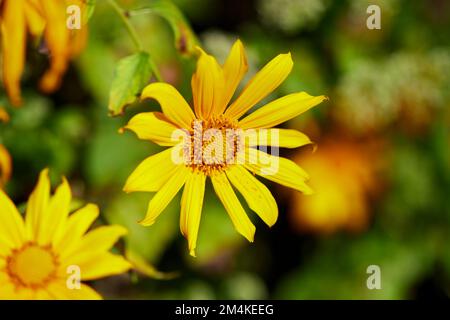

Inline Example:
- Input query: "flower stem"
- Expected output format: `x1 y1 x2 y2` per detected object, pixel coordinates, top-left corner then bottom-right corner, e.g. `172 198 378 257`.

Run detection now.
107 0 142 50
107 0 163 81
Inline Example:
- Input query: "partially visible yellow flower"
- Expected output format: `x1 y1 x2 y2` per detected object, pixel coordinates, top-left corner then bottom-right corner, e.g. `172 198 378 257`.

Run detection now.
122 40 327 256
289 139 378 234
0 144 12 187
0 0 88 105
0 169 131 299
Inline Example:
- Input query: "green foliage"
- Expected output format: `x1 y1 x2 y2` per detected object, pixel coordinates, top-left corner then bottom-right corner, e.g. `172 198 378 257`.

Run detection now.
135 0 199 56
108 52 153 115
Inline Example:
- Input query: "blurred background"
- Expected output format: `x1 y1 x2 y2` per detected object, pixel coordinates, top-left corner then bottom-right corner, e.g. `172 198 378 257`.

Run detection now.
0 0 449 299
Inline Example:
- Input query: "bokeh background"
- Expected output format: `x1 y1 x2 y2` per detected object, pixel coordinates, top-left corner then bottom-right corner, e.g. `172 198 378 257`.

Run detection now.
1 0 449 299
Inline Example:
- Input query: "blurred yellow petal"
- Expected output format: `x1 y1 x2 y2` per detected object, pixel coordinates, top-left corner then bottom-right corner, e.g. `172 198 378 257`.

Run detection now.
0 189 26 248
239 92 328 129
211 172 255 242
34 289 53 300
0 235 12 256
122 112 179 146
53 204 99 255
0 144 12 187
126 250 178 280
191 47 225 118
46 281 102 300
180 172 206 257
245 128 313 148
63 225 128 261
139 167 190 226
1 0 26 106
39 0 69 93
226 165 278 226
244 149 313 194
141 82 195 128
225 53 293 120
123 148 179 193
24 1 45 36
25 169 50 241
0 282 20 299
37 177 72 246
221 39 248 109
68 27 88 58
73 252 131 281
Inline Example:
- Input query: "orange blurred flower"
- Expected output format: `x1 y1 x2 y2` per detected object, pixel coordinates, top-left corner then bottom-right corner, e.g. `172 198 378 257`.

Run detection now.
0 144 11 187
289 138 380 234
0 107 11 187
0 0 88 106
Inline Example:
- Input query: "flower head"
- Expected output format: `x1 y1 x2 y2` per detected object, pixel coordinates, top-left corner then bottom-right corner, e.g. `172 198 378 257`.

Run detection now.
0 0 87 105
0 169 131 299
289 139 379 234
123 40 327 256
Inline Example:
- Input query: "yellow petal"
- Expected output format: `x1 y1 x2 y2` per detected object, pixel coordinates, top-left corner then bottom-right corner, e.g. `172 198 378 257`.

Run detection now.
63 225 128 261
180 171 206 257
46 281 102 300
0 189 25 248
211 172 255 242
225 53 293 120
239 92 328 129
39 0 70 92
25 169 50 241
245 128 313 148
191 47 225 118
221 39 248 109
226 165 278 226
1 0 26 106
0 234 12 257
53 204 99 255
0 144 12 187
126 250 178 279
244 149 313 194
141 82 195 128
68 26 88 58
123 148 179 193
139 167 190 226
122 112 179 146
37 177 72 246
24 1 45 36
34 289 53 300
73 252 131 281
0 282 21 299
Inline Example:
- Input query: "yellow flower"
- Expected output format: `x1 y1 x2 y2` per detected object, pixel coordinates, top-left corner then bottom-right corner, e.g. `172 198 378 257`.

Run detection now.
0 169 131 299
289 139 378 234
122 40 327 257
0 0 87 106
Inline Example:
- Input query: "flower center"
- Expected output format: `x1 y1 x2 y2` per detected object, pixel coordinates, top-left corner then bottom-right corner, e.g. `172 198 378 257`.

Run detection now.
186 115 242 175
6 242 58 289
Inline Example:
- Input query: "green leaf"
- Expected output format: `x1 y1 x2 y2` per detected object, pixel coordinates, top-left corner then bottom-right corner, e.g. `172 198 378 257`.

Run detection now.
131 0 199 56
85 0 96 21
108 51 153 116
